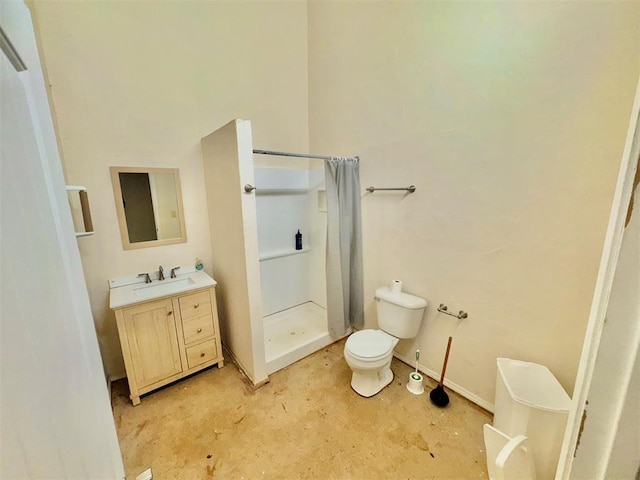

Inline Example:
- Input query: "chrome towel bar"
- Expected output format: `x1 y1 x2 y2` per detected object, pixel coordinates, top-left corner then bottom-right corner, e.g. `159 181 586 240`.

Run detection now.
246 183 416 194
366 185 416 193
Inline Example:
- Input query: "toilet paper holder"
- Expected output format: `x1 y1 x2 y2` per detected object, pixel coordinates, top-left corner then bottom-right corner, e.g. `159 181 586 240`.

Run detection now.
438 303 468 319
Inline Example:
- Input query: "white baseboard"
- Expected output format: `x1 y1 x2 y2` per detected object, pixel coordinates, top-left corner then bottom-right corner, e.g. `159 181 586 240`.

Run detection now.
393 351 495 413
107 373 127 404
109 373 127 383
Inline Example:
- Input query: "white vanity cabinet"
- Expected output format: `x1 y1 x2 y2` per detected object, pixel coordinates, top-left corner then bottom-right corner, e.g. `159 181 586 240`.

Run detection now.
114 286 223 405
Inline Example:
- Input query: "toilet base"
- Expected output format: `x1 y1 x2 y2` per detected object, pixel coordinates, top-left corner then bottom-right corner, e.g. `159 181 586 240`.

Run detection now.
350 367 394 397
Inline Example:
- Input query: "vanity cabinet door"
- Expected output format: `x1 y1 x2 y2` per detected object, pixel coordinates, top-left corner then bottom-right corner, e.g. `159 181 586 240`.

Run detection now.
121 298 183 389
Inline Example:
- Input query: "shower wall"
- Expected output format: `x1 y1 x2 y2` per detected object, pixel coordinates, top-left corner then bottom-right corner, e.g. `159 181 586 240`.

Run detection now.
255 167 326 315
307 166 327 309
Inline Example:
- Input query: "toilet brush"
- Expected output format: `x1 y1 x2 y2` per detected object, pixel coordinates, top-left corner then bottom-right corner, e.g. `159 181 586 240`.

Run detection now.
430 336 453 407
407 349 424 395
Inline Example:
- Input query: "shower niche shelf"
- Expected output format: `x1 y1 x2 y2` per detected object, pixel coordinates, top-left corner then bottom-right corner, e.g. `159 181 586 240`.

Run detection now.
259 247 310 262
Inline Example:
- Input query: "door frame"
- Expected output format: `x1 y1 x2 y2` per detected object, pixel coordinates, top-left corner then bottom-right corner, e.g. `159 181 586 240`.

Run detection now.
557 76 640 478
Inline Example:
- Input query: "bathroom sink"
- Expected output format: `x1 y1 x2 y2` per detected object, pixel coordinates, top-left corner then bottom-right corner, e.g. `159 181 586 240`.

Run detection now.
134 277 195 299
109 269 217 309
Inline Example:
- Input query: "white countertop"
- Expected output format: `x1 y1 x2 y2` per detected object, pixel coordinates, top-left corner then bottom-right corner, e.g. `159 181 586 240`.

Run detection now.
109 270 217 309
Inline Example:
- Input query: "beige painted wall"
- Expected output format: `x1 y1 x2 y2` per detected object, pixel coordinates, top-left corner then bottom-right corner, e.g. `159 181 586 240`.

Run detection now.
32 0 640 407
308 1 640 406
32 0 309 378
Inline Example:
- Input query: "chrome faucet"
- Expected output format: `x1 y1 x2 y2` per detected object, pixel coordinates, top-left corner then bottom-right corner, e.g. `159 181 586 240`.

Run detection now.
170 266 180 278
138 273 152 284
158 265 165 281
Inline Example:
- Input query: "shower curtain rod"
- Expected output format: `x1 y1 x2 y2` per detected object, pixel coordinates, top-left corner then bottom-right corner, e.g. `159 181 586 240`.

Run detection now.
253 149 358 162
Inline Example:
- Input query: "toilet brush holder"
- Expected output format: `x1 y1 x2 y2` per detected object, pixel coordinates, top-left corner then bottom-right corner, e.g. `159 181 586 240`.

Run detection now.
407 372 424 395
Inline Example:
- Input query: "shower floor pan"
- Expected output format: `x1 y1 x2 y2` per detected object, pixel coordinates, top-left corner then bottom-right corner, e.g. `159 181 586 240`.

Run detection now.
264 301 332 375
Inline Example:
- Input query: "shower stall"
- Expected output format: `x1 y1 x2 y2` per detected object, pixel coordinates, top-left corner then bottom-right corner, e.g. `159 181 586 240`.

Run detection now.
201 119 353 386
254 165 333 374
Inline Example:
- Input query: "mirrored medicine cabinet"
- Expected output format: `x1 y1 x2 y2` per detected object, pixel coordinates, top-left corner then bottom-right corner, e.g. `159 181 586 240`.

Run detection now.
110 167 187 250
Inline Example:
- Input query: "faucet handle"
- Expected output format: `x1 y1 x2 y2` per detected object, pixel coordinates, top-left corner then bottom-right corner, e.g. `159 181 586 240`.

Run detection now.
170 266 180 278
138 273 152 284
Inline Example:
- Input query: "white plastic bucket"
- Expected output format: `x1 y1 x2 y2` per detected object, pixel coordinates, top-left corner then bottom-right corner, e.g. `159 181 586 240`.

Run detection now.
493 358 571 480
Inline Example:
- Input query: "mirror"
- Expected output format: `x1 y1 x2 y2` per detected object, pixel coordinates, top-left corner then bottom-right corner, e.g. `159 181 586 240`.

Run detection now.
110 167 187 250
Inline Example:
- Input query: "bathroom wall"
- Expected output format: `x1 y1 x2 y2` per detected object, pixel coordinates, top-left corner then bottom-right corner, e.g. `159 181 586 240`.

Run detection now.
308 1 640 407
31 0 309 378
31 0 640 407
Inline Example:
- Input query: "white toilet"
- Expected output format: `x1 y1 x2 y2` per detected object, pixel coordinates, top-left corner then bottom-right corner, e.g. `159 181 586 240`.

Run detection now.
344 286 427 397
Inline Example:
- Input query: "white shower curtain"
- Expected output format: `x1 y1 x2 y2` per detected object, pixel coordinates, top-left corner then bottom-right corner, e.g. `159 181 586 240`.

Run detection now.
324 157 364 338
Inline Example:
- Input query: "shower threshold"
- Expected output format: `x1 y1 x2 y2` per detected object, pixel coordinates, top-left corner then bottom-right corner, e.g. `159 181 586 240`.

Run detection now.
264 301 333 375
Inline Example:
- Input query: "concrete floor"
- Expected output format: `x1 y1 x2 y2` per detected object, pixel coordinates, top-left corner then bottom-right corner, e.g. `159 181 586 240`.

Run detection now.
111 339 492 479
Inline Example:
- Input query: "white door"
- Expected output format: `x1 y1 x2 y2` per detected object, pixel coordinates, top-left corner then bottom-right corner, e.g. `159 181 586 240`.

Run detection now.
558 76 640 478
0 2 124 478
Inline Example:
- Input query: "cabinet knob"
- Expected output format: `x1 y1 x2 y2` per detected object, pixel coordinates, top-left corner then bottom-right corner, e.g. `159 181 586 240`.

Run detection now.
197 328 203 333
194 303 200 309
167 311 172 316
200 352 205 358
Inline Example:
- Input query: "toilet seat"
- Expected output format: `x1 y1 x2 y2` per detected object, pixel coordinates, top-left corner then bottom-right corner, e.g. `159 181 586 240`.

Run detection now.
345 329 395 361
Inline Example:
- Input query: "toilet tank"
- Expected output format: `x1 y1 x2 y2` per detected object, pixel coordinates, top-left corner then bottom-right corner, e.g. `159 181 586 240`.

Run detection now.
375 287 427 339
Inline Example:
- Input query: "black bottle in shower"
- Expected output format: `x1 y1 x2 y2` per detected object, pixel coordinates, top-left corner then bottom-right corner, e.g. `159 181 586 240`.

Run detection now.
295 230 302 250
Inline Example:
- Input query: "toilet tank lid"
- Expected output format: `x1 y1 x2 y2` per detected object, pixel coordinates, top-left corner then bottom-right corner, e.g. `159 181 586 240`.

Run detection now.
375 287 427 309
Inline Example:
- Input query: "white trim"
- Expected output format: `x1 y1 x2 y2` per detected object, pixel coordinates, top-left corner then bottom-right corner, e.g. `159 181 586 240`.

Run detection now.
393 351 494 413
556 75 640 479
109 373 127 383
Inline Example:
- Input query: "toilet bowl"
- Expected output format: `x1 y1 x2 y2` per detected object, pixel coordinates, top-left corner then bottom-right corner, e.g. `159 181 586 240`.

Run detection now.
344 285 427 397
344 329 398 397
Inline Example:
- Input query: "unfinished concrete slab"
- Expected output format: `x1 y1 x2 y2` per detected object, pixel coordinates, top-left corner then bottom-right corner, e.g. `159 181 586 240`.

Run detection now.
111 339 491 479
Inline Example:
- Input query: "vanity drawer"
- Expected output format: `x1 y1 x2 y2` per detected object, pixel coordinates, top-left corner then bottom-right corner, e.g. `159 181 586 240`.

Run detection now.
186 339 218 369
182 315 214 345
179 291 211 320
